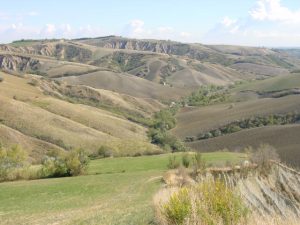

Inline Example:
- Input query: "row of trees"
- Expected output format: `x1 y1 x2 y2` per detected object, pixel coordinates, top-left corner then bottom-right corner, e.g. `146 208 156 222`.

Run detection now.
185 113 300 142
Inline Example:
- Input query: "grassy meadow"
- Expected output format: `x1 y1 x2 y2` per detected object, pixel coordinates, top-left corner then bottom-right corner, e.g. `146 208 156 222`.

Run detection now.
0 152 245 225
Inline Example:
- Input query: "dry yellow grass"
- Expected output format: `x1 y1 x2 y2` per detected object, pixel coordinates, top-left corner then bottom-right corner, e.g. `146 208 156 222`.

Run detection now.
59 70 189 100
0 124 63 161
0 72 159 158
31 97 148 140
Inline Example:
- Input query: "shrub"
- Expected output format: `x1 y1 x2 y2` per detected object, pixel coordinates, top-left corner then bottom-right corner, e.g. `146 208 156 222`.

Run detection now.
65 148 89 176
163 188 192 225
39 150 68 177
192 152 206 175
167 156 180 169
40 148 89 178
0 145 28 182
0 76 3 82
195 180 249 225
92 146 113 158
181 154 190 168
157 180 249 225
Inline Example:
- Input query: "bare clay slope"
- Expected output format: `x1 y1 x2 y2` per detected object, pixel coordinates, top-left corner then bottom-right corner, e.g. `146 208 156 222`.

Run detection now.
200 162 300 218
78 36 300 75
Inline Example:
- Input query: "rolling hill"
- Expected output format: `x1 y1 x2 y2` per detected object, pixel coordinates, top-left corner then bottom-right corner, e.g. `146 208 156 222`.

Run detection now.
2 37 300 90
1 36 300 165
1 36 300 225
0 71 161 161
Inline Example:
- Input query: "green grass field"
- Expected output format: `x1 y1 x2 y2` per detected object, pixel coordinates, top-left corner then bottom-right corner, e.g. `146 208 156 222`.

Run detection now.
0 152 245 225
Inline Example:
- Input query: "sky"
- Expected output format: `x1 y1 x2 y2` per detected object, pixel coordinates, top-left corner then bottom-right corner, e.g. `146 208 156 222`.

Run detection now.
0 0 300 46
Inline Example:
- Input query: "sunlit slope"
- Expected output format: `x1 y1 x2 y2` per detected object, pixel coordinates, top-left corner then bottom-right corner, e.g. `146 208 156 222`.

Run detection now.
0 72 159 159
58 70 188 100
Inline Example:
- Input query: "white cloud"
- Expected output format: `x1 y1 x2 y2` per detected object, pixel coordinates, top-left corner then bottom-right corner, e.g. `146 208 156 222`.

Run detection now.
180 32 191 38
249 0 300 24
0 11 38 20
221 17 237 27
26 11 39 17
158 26 173 33
121 19 193 42
0 23 106 43
125 19 146 37
42 24 56 35
203 0 300 46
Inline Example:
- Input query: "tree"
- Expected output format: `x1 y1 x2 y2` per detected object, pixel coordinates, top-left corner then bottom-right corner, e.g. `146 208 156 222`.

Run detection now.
65 148 89 176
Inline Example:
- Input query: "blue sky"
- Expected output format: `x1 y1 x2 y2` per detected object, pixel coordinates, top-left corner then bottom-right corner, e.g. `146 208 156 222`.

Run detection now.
0 0 300 46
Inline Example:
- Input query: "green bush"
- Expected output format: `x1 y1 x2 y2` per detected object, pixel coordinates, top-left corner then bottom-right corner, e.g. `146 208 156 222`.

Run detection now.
65 148 89 176
40 148 89 178
90 146 113 159
181 154 190 168
39 149 68 177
